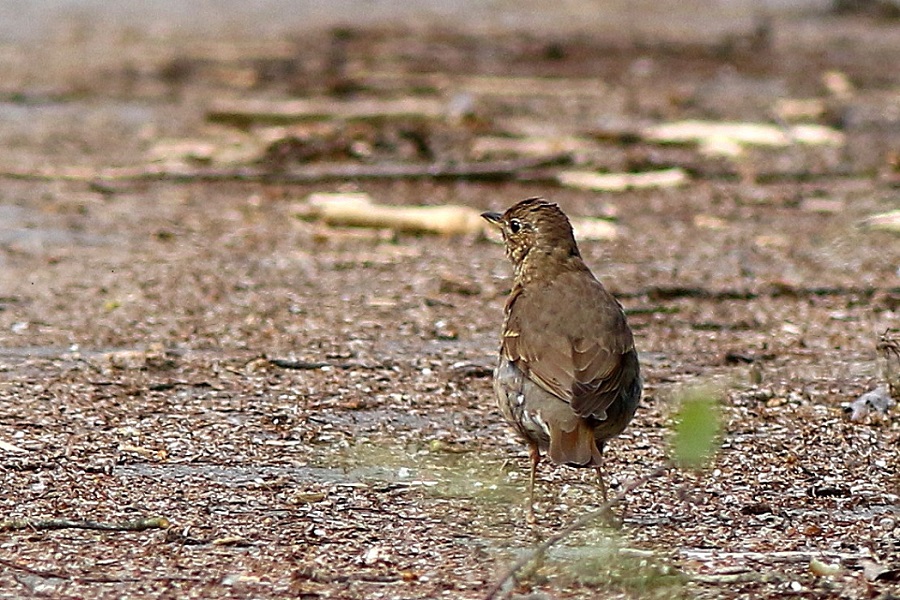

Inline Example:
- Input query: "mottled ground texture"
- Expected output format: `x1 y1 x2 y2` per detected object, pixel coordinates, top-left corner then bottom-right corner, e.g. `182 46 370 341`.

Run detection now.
0 7 899 600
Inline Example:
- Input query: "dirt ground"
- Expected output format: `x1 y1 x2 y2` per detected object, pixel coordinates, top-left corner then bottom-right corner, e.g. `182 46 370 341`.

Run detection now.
0 8 899 600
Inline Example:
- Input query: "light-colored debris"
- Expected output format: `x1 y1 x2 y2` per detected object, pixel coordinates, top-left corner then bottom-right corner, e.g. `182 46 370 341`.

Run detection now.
220 572 260 585
288 491 327 505
694 214 729 230
558 167 688 192
844 385 895 422
822 70 854 98
0 439 28 454
471 135 596 159
754 234 791 249
775 98 828 121
119 444 168 460
297 193 486 235
809 558 842 577
212 536 249 547
859 210 900 233
799 198 844 213
641 120 844 156
861 559 900 582
147 134 267 167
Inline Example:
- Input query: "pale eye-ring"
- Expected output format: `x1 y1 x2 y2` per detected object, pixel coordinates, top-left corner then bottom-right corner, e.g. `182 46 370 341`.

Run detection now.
508 218 522 234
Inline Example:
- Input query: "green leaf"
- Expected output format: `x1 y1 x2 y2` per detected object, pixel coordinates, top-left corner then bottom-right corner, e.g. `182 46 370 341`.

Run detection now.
671 388 722 469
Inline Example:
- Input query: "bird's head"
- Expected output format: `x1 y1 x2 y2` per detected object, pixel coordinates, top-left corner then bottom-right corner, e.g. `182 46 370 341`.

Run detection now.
482 198 582 280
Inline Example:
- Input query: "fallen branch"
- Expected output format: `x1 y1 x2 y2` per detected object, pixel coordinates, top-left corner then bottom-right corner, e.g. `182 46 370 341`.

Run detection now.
0 516 170 533
483 464 669 600
0 155 567 185
615 284 900 302
267 358 385 371
299 192 486 235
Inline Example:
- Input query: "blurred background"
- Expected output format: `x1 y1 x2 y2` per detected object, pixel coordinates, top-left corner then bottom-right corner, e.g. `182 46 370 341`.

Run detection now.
0 0 853 41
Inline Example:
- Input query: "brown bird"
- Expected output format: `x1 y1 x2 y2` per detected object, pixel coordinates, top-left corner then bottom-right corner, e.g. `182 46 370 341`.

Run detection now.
482 198 641 522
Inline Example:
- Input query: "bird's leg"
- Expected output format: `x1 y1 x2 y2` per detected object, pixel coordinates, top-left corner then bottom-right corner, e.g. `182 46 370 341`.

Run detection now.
527 442 540 524
595 444 608 502
595 444 625 528
595 466 608 503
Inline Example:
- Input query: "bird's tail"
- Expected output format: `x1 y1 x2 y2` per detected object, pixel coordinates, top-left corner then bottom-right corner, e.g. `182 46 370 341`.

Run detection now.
548 421 603 467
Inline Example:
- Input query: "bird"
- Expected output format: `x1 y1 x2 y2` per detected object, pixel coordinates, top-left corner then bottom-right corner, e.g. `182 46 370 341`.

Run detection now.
481 198 641 522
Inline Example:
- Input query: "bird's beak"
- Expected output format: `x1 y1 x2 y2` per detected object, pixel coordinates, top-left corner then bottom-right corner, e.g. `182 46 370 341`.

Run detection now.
481 211 503 228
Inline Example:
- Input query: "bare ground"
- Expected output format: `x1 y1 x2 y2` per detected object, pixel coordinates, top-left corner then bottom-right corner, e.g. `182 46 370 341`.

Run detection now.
0 10 899 600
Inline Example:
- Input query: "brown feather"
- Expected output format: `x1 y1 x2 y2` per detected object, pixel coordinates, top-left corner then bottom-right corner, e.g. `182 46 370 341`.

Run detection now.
502 270 634 420
548 421 604 466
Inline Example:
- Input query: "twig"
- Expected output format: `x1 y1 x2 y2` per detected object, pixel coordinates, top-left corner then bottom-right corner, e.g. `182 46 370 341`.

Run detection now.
0 516 170 533
679 548 874 563
692 572 781 584
268 359 332 370
267 358 387 371
615 284 899 302
483 464 669 600
0 557 70 581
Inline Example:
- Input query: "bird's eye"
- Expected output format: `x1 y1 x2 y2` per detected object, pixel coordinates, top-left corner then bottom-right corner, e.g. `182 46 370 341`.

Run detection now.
509 219 522 234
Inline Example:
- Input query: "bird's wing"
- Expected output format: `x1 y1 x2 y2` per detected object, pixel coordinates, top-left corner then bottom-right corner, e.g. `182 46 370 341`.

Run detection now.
501 273 635 420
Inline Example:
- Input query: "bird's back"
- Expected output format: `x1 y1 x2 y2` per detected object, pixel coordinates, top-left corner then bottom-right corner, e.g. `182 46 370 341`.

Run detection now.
498 269 641 466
